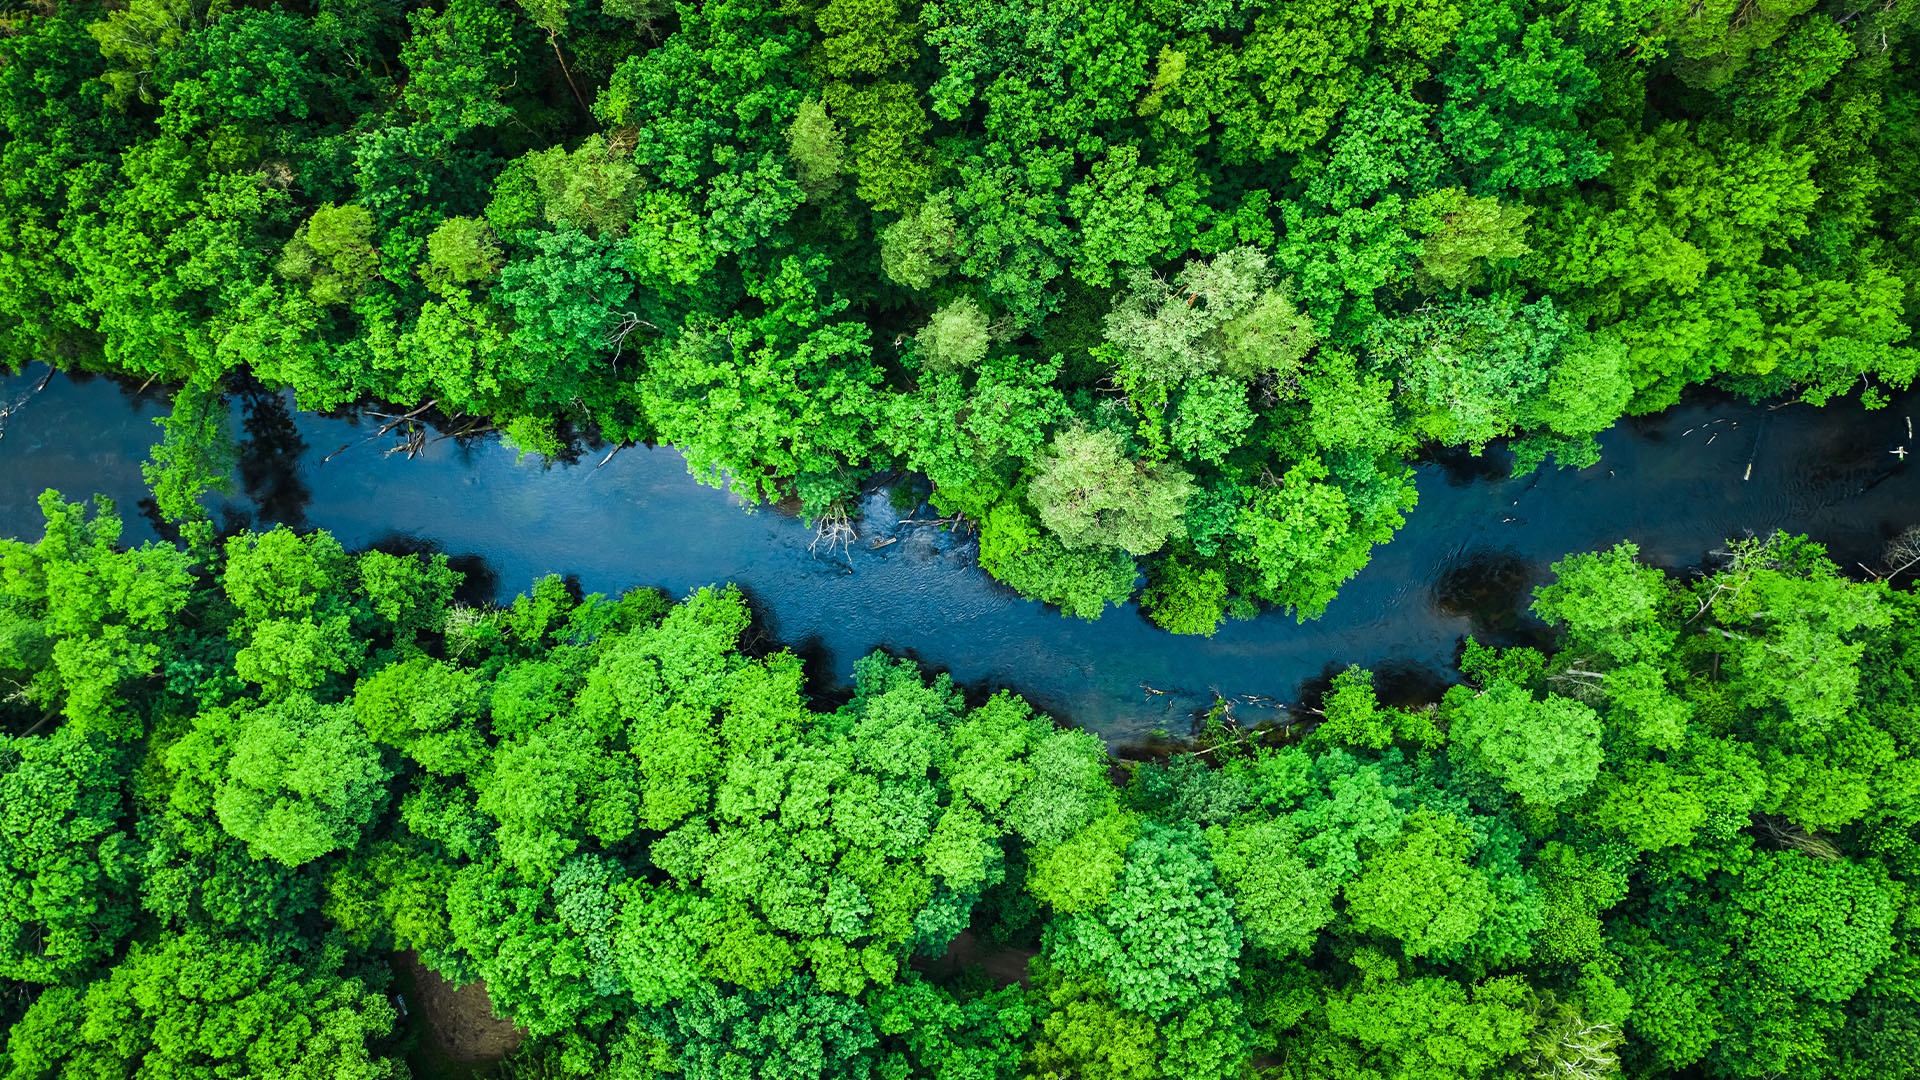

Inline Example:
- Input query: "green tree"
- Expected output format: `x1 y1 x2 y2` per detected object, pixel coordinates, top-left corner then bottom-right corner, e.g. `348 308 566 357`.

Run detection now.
787 98 849 200
1044 824 1242 1019
1322 952 1534 1080
2 933 399 1080
1732 852 1896 1003
186 695 395 867
0 492 195 733
915 296 992 374
1447 680 1605 807
276 203 381 306
1141 557 1229 637
1027 424 1193 556
353 657 487 775
881 191 959 289
1343 809 1492 960
0 727 138 983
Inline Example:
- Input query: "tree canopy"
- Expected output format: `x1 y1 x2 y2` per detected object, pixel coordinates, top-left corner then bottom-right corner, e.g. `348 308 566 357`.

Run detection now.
5 0 1910 630
4 491 1920 1080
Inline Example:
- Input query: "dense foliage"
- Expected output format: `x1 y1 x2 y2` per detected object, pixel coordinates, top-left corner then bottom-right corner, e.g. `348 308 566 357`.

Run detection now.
2 0 1915 627
3 491 1920 1079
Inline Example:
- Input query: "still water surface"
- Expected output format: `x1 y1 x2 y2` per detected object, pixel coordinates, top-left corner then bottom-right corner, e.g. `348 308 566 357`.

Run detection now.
2 364 1914 742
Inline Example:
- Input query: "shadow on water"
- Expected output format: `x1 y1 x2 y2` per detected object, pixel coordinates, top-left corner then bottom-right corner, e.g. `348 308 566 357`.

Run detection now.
1432 546 1549 649
237 392 312 531
1371 659 1459 709
1422 443 1514 487
2 364 1916 743
1296 656 1457 718
361 532 501 608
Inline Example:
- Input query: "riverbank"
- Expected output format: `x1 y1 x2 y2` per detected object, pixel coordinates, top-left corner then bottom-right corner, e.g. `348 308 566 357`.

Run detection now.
2 363 1914 742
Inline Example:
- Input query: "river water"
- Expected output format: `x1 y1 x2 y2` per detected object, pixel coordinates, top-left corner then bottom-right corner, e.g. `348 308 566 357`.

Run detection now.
2 364 1914 743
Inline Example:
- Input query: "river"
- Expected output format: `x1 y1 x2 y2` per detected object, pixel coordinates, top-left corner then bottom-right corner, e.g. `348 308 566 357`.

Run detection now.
2 363 1914 743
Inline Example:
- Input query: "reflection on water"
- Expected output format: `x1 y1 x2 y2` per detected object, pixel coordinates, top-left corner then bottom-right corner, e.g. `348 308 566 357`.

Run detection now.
1 364 1915 742
1432 546 1543 648
238 392 312 532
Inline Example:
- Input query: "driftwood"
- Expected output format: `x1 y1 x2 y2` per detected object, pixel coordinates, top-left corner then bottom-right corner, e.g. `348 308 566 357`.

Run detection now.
322 400 441 463
1876 525 1920 582
0 368 56 441
809 505 857 563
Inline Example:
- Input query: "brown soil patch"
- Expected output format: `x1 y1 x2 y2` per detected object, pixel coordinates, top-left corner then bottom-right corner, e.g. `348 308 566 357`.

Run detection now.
915 930 1039 986
398 952 526 1065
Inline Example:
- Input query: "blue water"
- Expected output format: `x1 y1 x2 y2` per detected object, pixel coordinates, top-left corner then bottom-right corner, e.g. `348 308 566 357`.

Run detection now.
3 365 1914 742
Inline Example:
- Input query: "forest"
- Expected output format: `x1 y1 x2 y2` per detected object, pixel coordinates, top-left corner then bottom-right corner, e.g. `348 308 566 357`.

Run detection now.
1 0 1916 628
4 0 1920 1077
2 492 1919 1080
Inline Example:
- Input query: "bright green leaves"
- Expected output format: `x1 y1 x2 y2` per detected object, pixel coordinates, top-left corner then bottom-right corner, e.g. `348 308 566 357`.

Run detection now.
1322 959 1533 1080
480 713 643 878
88 0 229 109
1313 668 1393 750
1587 738 1765 851
8 0 1912 645
500 135 643 238
1520 116 1912 411
401 0 525 131
354 657 487 774
786 97 850 201
220 527 372 699
646 977 879 1080
1711 544 1891 729
1208 816 1339 956
1102 246 1312 385
276 203 381 307
162 7 317 127
2 933 399 1080
1140 557 1230 637
1437 0 1606 194
1045 824 1242 1018
823 80 935 214
914 296 991 374
357 548 461 647
1027 809 1139 913
494 228 636 402
1 492 195 733
871 976 1032 1080
1028 424 1193 557
977 503 1137 620
0 727 139 983
1066 144 1185 288
880 190 960 290
1227 456 1411 620
4 510 1920 1079
422 216 504 291
223 528 349 627
1533 541 1675 663
815 0 919 79
1024 964 1165 1080
1733 852 1895 1003
637 259 882 513
1366 295 1567 452
1407 187 1533 291
1153 0 1375 162
197 694 394 867
1343 809 1493 960
233 614 364 699
1447 681 1605 807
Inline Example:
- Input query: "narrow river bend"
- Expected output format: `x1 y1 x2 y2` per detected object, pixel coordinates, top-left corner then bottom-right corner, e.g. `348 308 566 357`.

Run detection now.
2 364 1914 743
